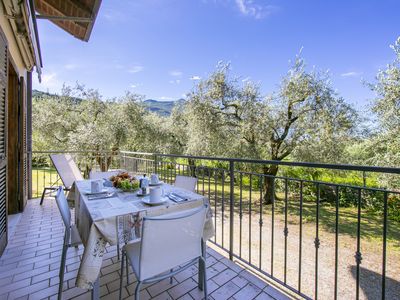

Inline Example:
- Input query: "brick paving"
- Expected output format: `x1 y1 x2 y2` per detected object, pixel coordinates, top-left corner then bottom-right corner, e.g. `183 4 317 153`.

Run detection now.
0 199 293 300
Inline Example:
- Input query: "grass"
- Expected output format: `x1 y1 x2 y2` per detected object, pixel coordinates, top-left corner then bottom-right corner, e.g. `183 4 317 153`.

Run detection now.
31 167 60 198
31 165 400 249
157 167 400 249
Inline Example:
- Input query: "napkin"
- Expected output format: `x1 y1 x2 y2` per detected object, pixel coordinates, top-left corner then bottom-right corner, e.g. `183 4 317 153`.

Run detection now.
168 192 188 203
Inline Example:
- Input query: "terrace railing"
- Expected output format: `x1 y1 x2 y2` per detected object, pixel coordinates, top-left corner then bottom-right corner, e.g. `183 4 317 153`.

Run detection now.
30 150 400 299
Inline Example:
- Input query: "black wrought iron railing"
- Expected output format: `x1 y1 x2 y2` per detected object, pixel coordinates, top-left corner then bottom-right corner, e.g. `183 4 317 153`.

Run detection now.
119 151 400 300
29 150 400 299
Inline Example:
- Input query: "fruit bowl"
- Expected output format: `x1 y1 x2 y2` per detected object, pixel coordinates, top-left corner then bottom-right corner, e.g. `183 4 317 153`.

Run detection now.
110 172 139 192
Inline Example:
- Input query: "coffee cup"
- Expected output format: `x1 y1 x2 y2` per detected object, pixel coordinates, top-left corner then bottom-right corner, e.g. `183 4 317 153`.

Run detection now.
150 174 159 185
150 187 162 203
91 180 103 193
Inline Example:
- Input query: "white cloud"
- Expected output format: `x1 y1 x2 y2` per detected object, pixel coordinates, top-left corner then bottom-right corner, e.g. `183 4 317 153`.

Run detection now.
341 71 362 78
235 0 278 19
33 72 62 91
64 63 78 70
169 79 181 84
128 65 144 73
242 76 251 82
190 75 201 80
169 70 183 77
130 83 143 89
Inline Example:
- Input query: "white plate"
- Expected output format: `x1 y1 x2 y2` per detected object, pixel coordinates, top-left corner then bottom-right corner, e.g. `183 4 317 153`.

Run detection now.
141 198 167 206
148 181 164 186
84 188 109 195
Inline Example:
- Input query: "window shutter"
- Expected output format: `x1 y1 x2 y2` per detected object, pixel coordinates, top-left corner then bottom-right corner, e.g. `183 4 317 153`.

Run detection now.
18 76 27 208
0 30 8 255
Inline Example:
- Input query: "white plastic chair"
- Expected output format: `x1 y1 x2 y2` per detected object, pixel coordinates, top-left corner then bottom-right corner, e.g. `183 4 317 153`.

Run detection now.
174 175 198 192
40 154 84 204
118 205 208 300
54 186 82 300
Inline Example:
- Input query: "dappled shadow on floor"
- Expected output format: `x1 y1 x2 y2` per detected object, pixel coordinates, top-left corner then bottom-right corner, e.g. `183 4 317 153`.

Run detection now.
350 265 400 300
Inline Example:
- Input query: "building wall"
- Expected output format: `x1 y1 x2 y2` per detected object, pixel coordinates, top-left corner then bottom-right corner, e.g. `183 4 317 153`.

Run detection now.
0 2 31 214
0 3 28 78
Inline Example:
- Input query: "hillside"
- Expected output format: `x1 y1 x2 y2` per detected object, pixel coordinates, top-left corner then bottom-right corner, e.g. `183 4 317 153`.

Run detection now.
32 90 184 116
142 99 185 116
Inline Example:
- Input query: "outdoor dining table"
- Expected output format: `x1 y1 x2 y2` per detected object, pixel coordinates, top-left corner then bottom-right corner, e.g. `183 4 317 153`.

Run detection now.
73 176 214 299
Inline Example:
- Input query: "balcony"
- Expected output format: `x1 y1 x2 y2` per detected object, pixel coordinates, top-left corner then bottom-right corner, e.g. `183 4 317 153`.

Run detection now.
1 150 399 299
0 197 288 300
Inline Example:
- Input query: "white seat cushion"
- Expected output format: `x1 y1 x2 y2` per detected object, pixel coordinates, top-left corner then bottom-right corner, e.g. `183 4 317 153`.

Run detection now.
70 224 82 246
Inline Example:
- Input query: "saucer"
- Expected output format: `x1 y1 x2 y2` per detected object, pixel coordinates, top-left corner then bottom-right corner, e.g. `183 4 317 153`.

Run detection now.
84 188 109 195
148 181 164 186
136 190 149 197
141 198 167 206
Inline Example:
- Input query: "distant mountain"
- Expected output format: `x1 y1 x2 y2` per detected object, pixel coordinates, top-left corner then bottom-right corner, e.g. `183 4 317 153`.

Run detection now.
32 89 57 98
32 89 184 116
142 99 185 116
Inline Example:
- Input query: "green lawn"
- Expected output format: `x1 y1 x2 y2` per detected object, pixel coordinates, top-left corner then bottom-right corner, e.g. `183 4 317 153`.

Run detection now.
31 166 400 250
31 168 60 198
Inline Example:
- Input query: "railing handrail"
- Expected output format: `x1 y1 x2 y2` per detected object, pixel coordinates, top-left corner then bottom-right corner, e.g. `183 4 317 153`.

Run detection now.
120 151 400 175
31 150 117 154
32 150 400 175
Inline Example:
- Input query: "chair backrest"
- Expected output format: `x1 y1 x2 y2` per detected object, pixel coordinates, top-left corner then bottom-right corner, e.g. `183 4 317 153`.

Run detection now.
50 154 84 188
139 205 207 281
55 186 71 229
174 175 197 192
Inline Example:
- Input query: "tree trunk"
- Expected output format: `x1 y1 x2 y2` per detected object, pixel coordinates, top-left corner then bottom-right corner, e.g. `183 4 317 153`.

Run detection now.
263 164 279 205
187 158 197 177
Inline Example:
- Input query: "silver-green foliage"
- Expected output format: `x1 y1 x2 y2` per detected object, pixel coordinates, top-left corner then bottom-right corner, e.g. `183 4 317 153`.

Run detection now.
368 37 400 187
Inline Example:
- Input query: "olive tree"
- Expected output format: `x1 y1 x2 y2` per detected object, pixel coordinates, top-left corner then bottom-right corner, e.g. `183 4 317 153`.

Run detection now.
182 58 357 203
367 37 400 187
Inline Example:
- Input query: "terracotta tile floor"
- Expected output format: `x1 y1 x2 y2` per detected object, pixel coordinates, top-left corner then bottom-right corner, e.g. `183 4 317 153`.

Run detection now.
0 199 293 300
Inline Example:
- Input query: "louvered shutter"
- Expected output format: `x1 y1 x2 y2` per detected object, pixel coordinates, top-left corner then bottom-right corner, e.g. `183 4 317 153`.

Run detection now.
18 76 27 209
0 30 8 255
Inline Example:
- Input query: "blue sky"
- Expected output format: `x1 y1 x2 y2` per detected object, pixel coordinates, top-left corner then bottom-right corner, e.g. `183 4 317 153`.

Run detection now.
33 0 400 107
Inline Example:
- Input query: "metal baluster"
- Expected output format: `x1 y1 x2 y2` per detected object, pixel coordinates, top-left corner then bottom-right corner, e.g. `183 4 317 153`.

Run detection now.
271 178 275 276
202 167 205 195
382 191 388 300
315 183 320 300
36 161 39 198
170 161 173 184
229 161 234 260
298 181 303 293
249 174 252 263
239 173 243 258
355 188 362 300
214 171 217 243
222 170 225 249
259 175 263 269
208 169 211 203
333 185 339 300
284 178 288 284
43 166 46 197
174 161 177 181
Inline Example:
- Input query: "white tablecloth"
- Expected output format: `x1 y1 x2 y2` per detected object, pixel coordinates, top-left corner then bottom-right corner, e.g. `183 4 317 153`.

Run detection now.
74 180 214 289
